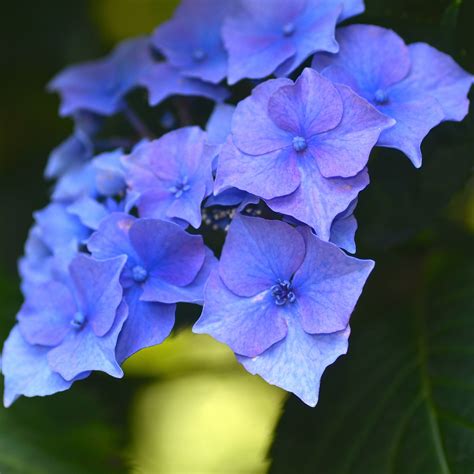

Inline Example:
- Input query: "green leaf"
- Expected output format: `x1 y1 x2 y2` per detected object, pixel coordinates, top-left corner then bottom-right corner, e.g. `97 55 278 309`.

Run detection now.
269 244 474 474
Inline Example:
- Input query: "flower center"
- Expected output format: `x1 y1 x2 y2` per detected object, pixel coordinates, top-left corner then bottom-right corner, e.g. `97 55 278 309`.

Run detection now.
70 311 86 329
292 136 307 152
374 88 389 105
271 280 296 306
192 48 207 62
169 176 191 198
132 265 148 283
282 22 296 37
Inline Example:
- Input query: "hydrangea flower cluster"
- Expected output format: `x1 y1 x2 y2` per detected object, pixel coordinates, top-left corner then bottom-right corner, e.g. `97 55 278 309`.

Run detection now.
2 0 472 407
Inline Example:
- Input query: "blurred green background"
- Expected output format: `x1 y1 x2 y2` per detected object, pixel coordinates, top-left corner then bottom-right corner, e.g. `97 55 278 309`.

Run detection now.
0 1 473 473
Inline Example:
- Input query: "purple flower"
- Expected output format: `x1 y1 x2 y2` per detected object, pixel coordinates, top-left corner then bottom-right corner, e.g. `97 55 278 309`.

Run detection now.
193 215 374 406
138 62 229 107
152 0 236 84
223 0 355 84
124 127 217 229
312 24 474 167
88 213 216 362
216 68 393 239
3 254 127 404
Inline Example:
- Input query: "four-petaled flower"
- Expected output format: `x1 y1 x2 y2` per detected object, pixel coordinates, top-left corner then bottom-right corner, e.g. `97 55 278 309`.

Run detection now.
194 215 374 406
312 24 474 167
216 68 394 240
88 213 216 362
2 254 127 406
124 127 217 229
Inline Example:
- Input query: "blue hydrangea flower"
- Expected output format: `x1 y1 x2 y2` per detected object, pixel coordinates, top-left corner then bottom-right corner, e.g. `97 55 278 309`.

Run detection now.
216 68 394 239
312 24 474 167
152 0 236 84
124 127 217 228
193 215 374 406
223 0 363 84
3 254 127 405
48 37 153 117
88 213 216 361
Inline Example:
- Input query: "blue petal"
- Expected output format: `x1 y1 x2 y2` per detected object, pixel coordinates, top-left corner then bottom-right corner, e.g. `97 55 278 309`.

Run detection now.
238 315 350 407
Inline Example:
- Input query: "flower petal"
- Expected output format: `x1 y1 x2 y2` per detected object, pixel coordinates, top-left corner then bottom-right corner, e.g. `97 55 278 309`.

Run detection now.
193 270 288 358
219 215 306 297
238 315 350 406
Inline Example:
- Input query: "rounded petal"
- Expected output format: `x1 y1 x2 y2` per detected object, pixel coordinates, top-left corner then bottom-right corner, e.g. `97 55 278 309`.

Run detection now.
311 83 395 178
116 286 175 363
267 165 369 241
140 248 217 304
215 138 300 201
18 280 76 347
232 78 293 155
70 254 127 337
87 212 138 260
400 43 474 122
129 219 205 287
268 68 343 136
293 228 374 334
313 24 411 99
219 215 306 297
238 315 350 407
193 270 288 358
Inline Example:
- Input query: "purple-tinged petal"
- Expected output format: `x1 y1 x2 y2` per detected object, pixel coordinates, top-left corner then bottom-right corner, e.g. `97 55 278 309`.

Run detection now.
238 315 350 407
129 219 205 287
399 43 474 122
124 127 214 228
267 166 369 241
232 78 293 155
268 68 343 136
314 24 411 99
376 95 444 168
70 254 126 337
215 139 300 201
17 281 76 347
329 200 358 254
152 0 234 84
140 248 217 304
87 213 138 261
293 228 374 333
47 301 127 381
139 62 229 107
219 215 305 297
115 286 175 363
223 8 297 85
193 270 288 357
311 83 395 178
2 326 76 407
274 1 340 76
